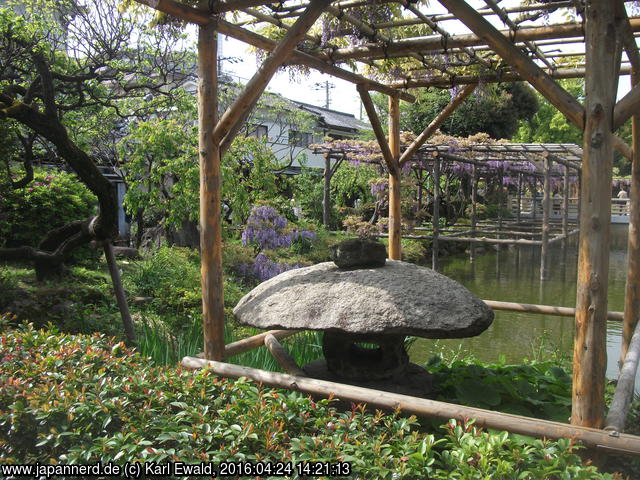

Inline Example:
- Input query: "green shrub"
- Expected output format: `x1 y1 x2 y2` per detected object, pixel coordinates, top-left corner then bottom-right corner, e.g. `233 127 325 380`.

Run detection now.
0 326 614 479
0 168 97 248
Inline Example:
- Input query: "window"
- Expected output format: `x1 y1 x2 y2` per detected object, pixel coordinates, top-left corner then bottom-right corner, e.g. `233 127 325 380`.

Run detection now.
289 130 311 147
247 124 268 139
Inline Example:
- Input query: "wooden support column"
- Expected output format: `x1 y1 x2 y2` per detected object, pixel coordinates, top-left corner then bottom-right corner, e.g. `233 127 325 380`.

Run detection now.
432 158 441 270
562 165 570 237
572 1 618 429
323 154 331 227
540 155 551 281
198 23 224 361
622 71 640 365
388 94 402 260
470 165 478 263
214 0 330 154
516 173 522 224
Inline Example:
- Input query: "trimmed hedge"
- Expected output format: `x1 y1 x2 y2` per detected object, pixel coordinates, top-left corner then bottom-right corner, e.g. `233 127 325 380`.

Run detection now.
0 325 612 479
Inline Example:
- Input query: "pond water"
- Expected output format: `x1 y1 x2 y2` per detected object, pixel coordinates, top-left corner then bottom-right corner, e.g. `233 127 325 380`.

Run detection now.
409 224 637 388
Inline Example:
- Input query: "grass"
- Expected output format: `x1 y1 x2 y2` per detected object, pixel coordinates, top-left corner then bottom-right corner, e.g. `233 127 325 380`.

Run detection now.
137 312 323 370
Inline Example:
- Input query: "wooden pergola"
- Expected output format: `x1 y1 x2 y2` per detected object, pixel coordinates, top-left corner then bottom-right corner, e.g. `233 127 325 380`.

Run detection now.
133 0 640 457
313 140 582 276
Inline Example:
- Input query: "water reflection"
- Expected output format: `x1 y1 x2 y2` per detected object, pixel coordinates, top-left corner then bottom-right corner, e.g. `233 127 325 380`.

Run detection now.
410 225 636 387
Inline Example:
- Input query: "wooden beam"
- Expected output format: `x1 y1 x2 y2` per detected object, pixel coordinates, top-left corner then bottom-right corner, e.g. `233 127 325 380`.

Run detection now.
388 94 402 261
131 0 414 102
399 85 476 165
181 357 640 456
264 334 307 377
483 300 623 322
357 86 398 175
225 330 296 358
438 0 585 130
215 0 330 154
198 23 225 361
613 134 634 161
613 82 640 131
387 67 633 88
324 19 640 62
216 21 414 102
572 1 618 429
432 158 441 270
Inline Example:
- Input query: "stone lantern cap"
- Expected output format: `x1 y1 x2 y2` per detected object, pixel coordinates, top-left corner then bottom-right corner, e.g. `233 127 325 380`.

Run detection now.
233 260 494 338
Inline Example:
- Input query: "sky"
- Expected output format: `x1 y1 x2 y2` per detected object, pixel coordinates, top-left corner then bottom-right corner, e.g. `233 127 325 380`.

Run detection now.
217 1 634 119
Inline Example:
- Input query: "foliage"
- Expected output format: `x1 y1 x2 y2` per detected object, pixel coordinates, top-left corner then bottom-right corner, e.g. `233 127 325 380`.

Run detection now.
0 325 613 479
428 356 573 422
0 168 96 248
513 79 583 145
373 83 539 139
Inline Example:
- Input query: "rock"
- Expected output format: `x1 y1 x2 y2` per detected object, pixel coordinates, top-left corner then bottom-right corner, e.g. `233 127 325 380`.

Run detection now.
331 237 386 269
233 260 493 338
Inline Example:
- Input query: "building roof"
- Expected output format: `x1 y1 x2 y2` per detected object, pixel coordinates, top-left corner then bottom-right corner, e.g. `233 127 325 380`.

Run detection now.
295 102 368 133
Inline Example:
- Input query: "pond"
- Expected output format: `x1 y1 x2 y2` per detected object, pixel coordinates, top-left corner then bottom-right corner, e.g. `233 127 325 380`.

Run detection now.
409 224 638 389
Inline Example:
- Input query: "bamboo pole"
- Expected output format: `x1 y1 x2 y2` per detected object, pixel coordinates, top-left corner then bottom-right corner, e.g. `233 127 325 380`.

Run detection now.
103 242 136 346
432 159 441 271
215 0 330 154
388 94 402 260
357 86 397 174
399 85 476 165
180 357 640 456
605 317 640 433
540 156 551 281
549 229 580 244
483 299 623 322
264 334 307 377
572 1 618 429
622 70 640 366
438 235 543 245
386 67 633 88
198 23 225 361
438 0 584 129
325 20 640 62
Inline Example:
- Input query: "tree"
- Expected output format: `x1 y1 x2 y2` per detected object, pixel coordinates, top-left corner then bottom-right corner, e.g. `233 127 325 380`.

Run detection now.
0 0 191 278
373 82 539 140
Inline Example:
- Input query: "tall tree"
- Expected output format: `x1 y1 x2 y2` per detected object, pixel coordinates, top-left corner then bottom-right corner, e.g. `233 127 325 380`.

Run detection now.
0 0 191 278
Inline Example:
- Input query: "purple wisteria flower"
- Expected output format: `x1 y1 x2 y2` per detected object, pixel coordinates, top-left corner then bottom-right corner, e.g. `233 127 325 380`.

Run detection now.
241 205 316 251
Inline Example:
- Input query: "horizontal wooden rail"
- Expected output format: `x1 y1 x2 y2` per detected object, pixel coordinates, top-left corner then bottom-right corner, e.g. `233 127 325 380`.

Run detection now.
483 300 624 321
181 357 640 457
196 329 298 360
605 318 640 433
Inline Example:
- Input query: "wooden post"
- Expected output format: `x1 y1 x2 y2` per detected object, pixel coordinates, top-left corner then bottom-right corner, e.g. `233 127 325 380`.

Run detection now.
323 154 331 227
532 180 537 221
563 165 570 237
198 23 225 361
103 242 136 346
516 173 522 224
182 356 640 457
388 94 402 260
572 1 618 429
622 70 640 366
432 158 441 270
540 156 551 281
470 165 478 262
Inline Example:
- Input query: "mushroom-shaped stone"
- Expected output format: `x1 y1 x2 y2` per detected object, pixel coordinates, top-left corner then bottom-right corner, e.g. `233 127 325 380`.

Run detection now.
233 260 493 338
